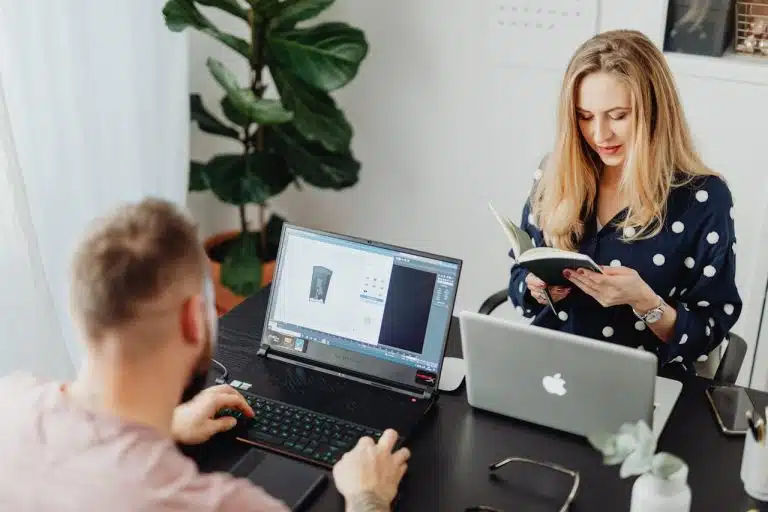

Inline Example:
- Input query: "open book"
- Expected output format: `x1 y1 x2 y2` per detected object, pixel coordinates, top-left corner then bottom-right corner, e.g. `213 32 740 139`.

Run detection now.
490 202 603 312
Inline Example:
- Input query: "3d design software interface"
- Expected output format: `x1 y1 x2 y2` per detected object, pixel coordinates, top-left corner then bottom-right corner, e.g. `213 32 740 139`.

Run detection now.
265 227 459 379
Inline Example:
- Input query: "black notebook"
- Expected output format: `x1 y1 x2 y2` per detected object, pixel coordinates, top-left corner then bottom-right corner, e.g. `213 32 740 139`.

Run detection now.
489 202 602 313
231 448 328 511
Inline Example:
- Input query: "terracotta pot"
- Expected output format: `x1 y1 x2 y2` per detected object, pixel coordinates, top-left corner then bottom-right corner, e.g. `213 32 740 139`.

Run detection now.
204 230 276 315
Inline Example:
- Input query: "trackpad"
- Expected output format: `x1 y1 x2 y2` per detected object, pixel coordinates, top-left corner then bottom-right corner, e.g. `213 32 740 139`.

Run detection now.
231 449 328 511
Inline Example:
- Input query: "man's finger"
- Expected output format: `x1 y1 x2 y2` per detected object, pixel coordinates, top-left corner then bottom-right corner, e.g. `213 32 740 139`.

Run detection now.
211 392 254 417
206 384 241 396
397 463 408 481
356 436 375 449
377 429 399 452
207 416 238 436
392 447 411 465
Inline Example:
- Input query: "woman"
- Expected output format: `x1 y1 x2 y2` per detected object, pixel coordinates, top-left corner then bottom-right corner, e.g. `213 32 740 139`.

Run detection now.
507 30 742 372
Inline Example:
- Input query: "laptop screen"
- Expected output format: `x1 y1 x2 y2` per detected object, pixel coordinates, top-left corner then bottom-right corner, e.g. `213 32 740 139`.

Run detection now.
261 224 461 393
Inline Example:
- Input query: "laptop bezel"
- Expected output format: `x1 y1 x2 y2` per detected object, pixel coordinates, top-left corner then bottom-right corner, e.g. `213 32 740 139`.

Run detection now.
259 223 463 396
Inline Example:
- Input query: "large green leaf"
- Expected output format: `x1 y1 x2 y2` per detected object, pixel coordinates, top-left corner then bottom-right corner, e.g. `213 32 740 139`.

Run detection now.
189 161 210 191
221 96 249 127
221 233 263 296
269 124 359 188
273 0 334 29
268 22 368 92
202 152 294 205
271 65 351 152
207 58 294 125
193 0 248 21
163 0 250 59
190 94 239 138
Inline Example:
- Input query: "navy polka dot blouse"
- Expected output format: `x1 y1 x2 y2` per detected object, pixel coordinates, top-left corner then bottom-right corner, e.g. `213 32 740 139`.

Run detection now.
508 170 743 373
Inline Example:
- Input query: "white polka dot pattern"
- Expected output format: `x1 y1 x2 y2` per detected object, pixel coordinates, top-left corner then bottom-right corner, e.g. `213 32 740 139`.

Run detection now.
602 326 614 338
672 221 684 233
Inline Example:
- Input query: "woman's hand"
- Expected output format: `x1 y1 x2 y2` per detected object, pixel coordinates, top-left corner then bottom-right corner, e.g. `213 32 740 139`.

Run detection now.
525 273 571 305
563 266 656 310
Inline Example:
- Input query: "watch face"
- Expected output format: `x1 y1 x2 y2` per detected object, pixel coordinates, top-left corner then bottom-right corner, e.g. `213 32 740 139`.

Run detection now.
645 308 663 324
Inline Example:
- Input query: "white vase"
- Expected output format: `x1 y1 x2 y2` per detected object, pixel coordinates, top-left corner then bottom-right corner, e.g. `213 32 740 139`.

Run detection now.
629 466 691 512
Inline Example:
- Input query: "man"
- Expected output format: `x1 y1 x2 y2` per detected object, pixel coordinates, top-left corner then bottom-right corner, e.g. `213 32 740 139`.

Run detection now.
0 198 409 511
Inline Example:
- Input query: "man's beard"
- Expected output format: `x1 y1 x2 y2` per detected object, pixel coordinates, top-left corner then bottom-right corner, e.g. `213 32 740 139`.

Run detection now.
179 328 213 404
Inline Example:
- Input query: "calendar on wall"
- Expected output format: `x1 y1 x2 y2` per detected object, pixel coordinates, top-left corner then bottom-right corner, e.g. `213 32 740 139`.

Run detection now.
490 0 600 70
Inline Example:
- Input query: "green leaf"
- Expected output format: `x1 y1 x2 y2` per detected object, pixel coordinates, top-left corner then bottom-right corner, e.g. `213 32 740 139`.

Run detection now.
221 233 263 296
269 124 360 188
189 161 210 191
271 65 351 152
221 96 249 127
203 152 293 205
190 94 239 138
193 0 249 21
163 0 212 31
207 59 294 124
162 0 250 59
274 0 334 29
268 22 368 91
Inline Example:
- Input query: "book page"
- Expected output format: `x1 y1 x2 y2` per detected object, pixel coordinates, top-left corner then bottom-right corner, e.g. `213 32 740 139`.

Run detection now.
488 202 534 259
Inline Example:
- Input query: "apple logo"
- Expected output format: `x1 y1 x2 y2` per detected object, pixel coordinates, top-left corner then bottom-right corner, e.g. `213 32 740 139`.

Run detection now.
542 373 567 396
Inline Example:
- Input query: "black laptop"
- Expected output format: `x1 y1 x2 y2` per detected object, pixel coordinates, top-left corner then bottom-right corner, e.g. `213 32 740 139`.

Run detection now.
220 223 462 468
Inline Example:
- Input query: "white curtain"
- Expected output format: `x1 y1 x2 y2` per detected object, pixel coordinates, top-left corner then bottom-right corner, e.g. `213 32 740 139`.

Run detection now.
0 1 189 372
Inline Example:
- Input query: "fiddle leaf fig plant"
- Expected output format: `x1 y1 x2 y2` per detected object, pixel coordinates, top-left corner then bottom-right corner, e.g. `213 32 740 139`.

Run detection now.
162 0 368 297
588 420 686 480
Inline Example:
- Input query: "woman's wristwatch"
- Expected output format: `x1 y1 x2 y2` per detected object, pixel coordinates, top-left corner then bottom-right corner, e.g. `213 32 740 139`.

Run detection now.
632 295 665 324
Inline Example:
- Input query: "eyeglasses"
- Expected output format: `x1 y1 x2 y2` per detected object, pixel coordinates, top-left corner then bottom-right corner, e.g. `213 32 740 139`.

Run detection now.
465 456 580 512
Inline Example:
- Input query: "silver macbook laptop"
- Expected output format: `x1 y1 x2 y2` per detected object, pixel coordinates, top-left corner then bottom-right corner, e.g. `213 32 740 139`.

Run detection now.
458 311 682 438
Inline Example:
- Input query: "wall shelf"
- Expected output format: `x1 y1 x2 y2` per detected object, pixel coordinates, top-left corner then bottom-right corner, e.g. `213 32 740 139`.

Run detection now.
664 49 768 86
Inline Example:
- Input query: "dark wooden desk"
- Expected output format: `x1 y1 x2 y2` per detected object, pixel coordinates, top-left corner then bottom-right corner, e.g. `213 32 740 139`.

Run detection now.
189 287 768 511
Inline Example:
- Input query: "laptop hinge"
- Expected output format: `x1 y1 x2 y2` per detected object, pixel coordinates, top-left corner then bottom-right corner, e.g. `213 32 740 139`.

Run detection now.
257 345 269 357
265 351 425 398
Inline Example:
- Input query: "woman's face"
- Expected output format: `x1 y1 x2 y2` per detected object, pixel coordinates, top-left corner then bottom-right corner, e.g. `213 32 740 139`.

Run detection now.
576 71 634 169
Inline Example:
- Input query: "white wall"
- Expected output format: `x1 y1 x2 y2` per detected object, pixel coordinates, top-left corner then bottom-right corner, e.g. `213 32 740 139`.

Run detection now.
0 1 190 370
190 0 768 388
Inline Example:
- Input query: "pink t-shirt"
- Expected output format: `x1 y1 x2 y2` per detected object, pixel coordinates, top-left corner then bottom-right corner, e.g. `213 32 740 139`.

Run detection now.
0 373 289 511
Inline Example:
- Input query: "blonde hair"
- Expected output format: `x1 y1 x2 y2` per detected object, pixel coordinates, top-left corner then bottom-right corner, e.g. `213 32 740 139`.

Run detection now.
71 198 207 339
531 29 717 251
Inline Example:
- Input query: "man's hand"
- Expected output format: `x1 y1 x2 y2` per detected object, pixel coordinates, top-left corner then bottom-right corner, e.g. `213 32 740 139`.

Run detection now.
564 266 655 309
332 429 410 512
525 273 570 304
171 384 254 445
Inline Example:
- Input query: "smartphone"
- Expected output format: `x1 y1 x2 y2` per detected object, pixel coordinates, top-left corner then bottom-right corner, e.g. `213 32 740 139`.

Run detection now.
705 384 754 435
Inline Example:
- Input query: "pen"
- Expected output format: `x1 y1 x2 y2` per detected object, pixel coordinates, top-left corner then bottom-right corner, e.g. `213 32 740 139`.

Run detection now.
746 410 760 442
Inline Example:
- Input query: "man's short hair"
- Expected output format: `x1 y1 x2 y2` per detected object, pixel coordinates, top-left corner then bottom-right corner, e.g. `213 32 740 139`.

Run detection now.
71 197 206 337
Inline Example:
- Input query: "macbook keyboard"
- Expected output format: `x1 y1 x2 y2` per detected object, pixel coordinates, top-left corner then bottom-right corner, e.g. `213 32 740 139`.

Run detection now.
217 391 383 467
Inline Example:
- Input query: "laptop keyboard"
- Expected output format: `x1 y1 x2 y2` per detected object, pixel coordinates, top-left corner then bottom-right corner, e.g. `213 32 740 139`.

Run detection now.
217 391 383 467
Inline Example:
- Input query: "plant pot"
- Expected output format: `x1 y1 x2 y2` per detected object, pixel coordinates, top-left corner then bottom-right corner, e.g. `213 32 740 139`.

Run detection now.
630 467 691 512
204 230 276 315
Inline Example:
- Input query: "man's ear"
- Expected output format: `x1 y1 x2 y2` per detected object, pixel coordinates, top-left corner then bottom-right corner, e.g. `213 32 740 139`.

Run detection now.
180 294 205 346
